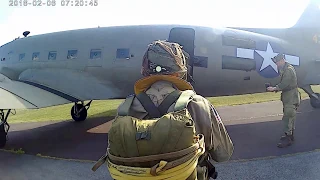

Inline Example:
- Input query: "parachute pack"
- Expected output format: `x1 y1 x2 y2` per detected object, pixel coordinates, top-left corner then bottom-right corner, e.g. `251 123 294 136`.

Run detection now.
92 90 213 180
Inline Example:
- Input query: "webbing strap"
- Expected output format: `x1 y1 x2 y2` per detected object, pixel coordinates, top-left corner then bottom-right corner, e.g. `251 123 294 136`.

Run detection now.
158 90 182 115
92 153 108 172
137 90 184 118
136 92 161 118
91 134 204 172
117 95 135 116
174 90 195 111
105 135 205 180
107 135 203 163
151 151 197 175
107 152 202 180
150 135 204 175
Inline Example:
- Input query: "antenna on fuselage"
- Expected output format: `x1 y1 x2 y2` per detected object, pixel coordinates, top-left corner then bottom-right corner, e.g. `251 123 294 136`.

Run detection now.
23 31 30 37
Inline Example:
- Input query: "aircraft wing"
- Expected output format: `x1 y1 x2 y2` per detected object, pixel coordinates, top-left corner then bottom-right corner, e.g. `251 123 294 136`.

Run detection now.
0 73 72 109
0 67 125 110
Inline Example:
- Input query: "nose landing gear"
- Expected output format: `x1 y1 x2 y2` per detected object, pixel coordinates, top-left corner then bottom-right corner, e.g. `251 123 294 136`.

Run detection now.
0 109 12 148
70 100 92 122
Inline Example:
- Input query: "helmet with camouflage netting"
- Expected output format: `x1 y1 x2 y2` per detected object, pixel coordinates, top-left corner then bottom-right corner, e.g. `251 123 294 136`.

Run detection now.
141 40 190 80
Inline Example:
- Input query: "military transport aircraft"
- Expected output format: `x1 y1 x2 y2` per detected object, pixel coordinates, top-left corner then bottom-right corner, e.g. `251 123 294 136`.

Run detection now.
0 1 319 147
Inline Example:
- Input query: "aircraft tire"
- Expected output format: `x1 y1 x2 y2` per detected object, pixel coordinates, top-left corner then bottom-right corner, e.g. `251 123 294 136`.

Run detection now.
310 93 320 109
71 104 88 122
0 123 6 148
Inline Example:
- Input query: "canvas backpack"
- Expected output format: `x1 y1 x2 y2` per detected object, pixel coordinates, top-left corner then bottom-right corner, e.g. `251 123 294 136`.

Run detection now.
92 89 207 180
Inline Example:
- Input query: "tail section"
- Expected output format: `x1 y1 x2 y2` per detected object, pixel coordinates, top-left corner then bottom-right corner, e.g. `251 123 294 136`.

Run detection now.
288 1 320 46
226 1 320 44
292 1 320 28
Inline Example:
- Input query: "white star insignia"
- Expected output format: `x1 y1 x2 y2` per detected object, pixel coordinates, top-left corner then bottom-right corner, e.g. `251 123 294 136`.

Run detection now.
255 42 279 73
236 42 300 72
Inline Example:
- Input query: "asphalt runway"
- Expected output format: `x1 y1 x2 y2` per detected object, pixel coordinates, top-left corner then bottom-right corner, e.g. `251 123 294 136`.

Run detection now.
2 98 320 162
2 148 320 180
1 98 320 180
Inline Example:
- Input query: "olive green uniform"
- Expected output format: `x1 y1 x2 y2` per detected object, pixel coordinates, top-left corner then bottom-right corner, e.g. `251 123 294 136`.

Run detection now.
275 62 300 136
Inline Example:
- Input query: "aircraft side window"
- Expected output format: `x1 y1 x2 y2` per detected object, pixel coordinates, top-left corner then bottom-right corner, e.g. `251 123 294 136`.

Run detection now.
48 51 57 60
19 53 25 61
67 50 78 59
32 52 40 61
194 56 208 68
90 49 101 60
116 48 130 59
222 35 256 49
222 55 256 71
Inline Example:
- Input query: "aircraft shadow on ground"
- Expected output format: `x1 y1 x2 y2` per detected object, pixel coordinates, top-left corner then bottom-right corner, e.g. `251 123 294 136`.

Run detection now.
4 112 114 161
2 99 320 162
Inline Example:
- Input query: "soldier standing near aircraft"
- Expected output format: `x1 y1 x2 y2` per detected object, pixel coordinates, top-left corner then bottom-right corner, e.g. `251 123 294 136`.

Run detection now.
267 53 300 148
93 40 234 179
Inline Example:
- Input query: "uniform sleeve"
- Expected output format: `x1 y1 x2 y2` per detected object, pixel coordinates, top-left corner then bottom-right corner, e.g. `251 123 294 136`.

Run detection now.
187 96 234 162
207 102 234 162
276 68 294 91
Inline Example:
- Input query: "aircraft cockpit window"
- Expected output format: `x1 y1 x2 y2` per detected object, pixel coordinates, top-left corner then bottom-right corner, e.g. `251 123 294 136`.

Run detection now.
32 52 40 61
116 48 130 59
48 51 57 60
67 50 78 59
90 49 102 59
222 55 256 71
19 53 25 61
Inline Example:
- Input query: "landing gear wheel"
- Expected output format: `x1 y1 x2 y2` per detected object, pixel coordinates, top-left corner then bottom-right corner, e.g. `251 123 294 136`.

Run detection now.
0 109 11 148
310 93 320 109
71 104 88 122
0 123 6 148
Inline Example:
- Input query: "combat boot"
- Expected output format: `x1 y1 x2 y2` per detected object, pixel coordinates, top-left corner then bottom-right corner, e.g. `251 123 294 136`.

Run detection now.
277 134 293 148
280 131 294 141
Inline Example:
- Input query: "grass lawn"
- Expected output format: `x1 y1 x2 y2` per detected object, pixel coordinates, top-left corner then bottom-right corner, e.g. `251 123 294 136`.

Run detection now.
8 85 320 124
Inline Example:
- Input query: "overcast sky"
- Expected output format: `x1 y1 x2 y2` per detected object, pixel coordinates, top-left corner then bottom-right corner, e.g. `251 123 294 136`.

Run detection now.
0 0 314 45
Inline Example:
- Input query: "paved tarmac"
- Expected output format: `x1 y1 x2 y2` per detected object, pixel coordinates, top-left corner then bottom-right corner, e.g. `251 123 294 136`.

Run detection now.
0 98 320 180
3 98 320 161
0 150 112 180
2 148 320 180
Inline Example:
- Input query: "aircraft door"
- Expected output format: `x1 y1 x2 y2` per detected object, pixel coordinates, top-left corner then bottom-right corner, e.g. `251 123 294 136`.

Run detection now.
168 27 195 81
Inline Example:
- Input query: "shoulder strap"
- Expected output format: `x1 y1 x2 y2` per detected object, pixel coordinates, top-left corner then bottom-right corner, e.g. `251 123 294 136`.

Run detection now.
117 95 135 116
158 90 182 115
136 92 161 118
174 90 196 111
133 90 195 118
